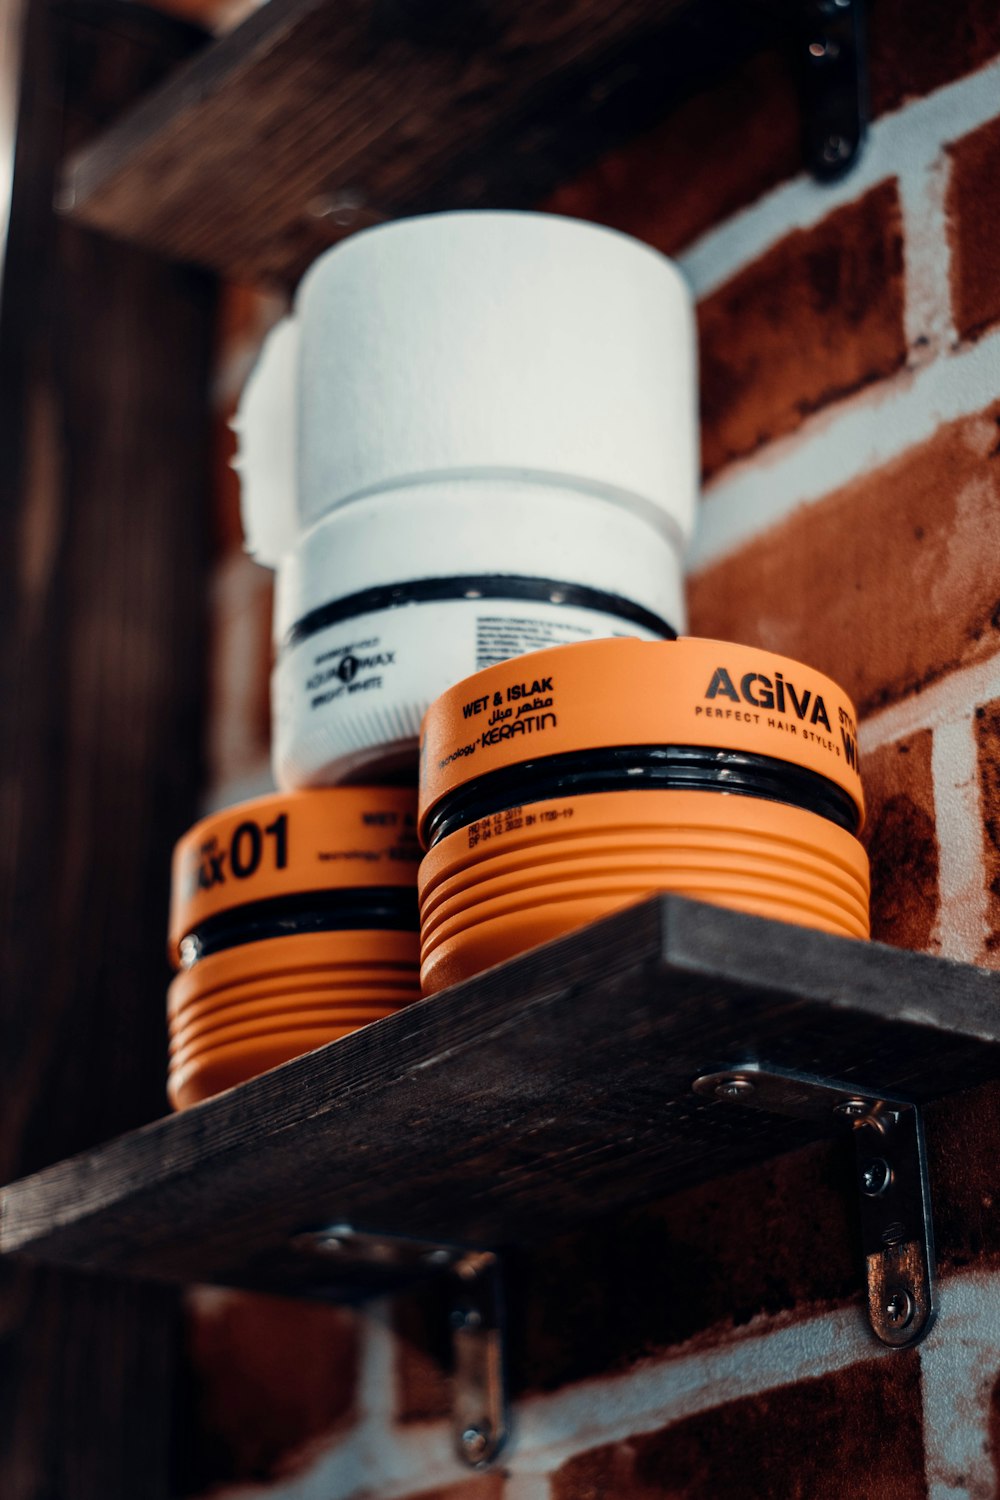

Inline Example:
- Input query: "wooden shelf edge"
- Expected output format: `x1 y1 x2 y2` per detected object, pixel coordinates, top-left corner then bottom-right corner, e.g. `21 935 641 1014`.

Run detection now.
3 896 998 1299
55 0 784 284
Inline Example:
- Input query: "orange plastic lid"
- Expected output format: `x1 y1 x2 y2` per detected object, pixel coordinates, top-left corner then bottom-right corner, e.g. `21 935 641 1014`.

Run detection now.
166 929 420 1022
168 1028 361 1110
168 787 419 964
419 637 863 843
417 787 870 994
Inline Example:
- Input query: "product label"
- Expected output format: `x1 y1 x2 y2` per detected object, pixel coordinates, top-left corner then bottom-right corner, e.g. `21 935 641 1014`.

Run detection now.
183 811 289 902
475 612 614 669
276 598 660 781
303 634 397 710
457 669 559 751
696 662 858 772
465 802 575 851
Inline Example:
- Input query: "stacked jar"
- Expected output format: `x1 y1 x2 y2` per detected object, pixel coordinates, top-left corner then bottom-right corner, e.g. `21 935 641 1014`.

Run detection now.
169 209 870 1107
166 789 421 1109
416 637 869 995
167 209 701 1106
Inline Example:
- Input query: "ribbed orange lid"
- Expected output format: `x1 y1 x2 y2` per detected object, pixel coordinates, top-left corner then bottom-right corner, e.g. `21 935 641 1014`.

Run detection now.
419 637 863 844
168 787 419 964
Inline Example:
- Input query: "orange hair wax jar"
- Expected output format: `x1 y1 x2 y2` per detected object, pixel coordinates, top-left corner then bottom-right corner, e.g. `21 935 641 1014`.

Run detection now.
417 637 868 993
167 788 420 1108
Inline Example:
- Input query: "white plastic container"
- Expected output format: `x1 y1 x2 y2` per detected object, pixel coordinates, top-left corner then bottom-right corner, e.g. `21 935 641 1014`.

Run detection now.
236 211 698 786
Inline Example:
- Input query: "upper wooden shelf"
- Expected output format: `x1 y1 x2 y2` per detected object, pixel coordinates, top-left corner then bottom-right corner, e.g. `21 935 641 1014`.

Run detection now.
58 0 781 286
3 896 1000 1302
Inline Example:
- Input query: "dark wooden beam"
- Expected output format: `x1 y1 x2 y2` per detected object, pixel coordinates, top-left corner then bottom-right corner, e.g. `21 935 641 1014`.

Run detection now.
56 0 786 286
0 3 214 1494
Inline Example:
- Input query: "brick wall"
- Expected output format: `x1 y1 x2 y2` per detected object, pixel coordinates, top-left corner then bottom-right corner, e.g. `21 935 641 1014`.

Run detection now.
177 5 1000 1496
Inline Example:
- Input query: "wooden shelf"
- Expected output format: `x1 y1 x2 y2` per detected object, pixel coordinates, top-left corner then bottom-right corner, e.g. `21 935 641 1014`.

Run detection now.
58 0 782 285
3 896 1000 1302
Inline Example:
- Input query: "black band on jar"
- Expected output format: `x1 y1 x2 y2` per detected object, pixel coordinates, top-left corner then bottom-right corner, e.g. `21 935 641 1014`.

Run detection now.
421 744 862 848
180 886 420 965
282 574 677 651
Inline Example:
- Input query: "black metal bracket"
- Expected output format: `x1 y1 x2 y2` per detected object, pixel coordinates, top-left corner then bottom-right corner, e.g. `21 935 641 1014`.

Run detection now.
693 1065 936 1347
800 0 868 179
297 1226 508 1467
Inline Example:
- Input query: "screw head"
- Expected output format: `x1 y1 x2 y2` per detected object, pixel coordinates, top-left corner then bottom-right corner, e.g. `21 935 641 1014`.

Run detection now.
461 1425 489 1460
313 1233 345 1253
822 134 853 165
715 1077 755 1101
179 934 203 969
860 1157 892 1196
308 190 365 228
809 38 840 59
884 1287 915 1329
291 1223 355 1255
451 1306 483 1331
834 1098 869 1120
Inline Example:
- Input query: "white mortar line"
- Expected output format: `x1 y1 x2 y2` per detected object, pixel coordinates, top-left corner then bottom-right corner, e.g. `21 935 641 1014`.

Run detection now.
505 1305 882 1476
898 154 957 362
687 328 1000 571
679 55 1000 298
355 1301 400 1428
859 653 1000 752
504 1477 554 1500
219 1269 1000 1499
919 1274 1000 1500
931 714 990 963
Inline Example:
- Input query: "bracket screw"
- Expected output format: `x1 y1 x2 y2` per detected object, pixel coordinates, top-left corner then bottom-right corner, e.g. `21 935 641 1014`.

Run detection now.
822 134 853 166
834 1098 869 1120
860 1157 892 1196
884 1287 915 1329
451 1306 482 1331
461 1425 489 1460
308 190 366 228
715 1077 755 1101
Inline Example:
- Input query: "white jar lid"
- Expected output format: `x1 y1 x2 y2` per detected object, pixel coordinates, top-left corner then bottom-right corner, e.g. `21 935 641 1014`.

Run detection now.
232 316 299 566
273 478 687 645
239 212 697 566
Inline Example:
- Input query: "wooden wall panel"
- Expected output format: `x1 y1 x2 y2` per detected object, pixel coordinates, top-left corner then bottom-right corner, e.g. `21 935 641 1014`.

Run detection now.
0 3 214 1494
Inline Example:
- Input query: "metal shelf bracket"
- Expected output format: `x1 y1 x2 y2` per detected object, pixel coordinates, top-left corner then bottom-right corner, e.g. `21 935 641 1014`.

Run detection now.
800 0 868 179
298 1226 508 1468
693 1064 936 1348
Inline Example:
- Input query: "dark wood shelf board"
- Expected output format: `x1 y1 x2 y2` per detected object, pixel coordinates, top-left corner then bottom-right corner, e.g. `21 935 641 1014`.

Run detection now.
58 0 784 285
3 897 1000 1301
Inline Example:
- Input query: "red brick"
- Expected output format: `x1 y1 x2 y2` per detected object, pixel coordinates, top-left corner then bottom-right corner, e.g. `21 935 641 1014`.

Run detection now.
924 1080 1000 1270
689 402 1000 717
520 1143 861 1395
396 1136 859 1414
699 180 906 477
552 1354 926 1500
988 1358 1000 1485
177 1289 358 1487
210 399 244 560
402 1481 504 1500
947 115 1000 343
862 731 940 952
394 1075 1000 1428
217 283 269 358
205 553 273 792
976 697 1000 951
395 1278 454 1422
541 51 800 258
542 4 1000 272
869 0 1000 116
